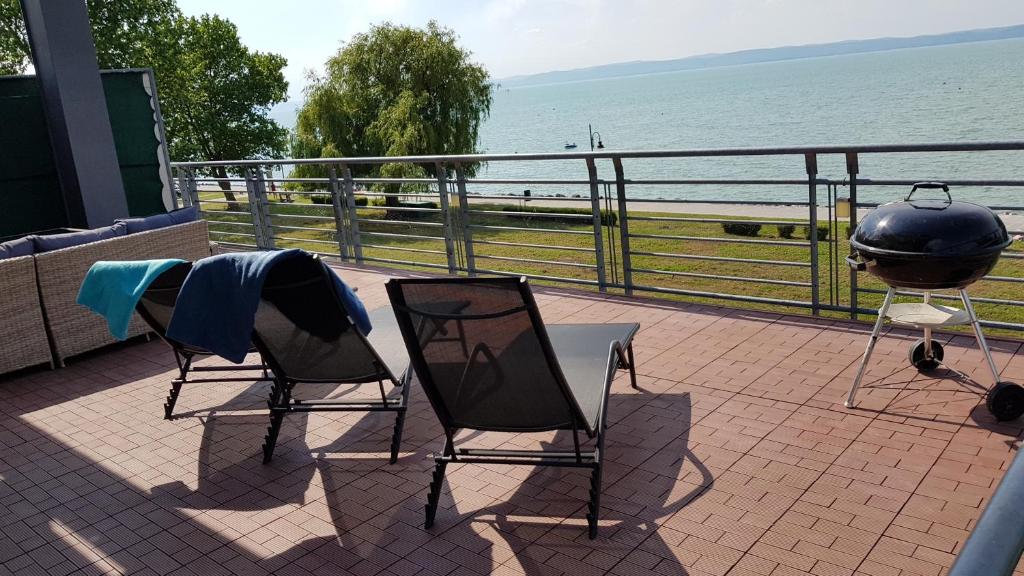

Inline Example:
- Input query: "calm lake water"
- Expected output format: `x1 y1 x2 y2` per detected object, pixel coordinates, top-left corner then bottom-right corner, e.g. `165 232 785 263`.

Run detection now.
476 38 1024 205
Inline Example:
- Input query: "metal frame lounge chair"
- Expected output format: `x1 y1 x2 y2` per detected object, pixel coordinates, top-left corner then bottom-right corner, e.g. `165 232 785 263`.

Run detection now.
253 255 411 464
136 262 271 420
385 276 639 539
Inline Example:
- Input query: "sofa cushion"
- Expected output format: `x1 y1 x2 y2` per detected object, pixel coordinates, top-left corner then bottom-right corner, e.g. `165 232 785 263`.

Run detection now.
32 222 128 253
0 236 34 259
119 205 199 234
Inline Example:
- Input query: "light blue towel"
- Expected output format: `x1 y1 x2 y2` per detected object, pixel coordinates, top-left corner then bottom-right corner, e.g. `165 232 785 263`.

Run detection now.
77 259 187 340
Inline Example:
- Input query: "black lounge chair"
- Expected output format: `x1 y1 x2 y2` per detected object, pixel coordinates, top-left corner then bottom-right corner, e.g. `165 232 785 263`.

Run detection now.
136 262 271 420
254 256 412 464
385 276 638 538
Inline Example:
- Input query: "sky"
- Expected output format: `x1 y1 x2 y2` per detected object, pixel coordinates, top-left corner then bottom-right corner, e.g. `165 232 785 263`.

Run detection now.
177 0 1024 103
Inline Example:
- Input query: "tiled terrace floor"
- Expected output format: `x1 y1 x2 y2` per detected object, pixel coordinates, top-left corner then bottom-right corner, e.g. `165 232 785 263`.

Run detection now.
2 264 1023 576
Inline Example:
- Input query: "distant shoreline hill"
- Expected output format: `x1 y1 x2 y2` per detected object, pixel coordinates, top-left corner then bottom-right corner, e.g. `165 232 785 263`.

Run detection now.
499 24 1024 88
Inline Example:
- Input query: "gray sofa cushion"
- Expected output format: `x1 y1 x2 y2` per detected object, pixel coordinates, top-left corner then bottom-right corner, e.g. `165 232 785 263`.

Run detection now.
0 236 34 259
32 222 128 253
119 205 199 234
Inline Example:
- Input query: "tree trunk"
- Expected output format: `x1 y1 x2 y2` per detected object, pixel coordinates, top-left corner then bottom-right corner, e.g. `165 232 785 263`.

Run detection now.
212 166 242 212
384 182 401 208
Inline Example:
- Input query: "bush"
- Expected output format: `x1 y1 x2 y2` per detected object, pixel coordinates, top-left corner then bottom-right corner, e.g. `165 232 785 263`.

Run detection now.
310 194 370 206
815 225 830 241
776 224 796 239
499 205 616 226
721 222 762 237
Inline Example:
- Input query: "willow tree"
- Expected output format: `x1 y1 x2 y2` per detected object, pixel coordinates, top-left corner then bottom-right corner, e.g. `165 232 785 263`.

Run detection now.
294 21 492 206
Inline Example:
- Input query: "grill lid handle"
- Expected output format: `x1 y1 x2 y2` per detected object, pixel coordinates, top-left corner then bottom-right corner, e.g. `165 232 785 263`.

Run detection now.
906 182 951 204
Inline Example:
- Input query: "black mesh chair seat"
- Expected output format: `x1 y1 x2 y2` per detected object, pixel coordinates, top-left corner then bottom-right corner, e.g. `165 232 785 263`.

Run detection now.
136 262 270 420
254 254 417 464
386 276 639 539
547 323 640 432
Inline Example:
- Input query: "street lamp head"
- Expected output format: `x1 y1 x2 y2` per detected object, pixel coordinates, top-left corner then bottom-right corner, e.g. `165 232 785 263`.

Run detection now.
597 139 604 149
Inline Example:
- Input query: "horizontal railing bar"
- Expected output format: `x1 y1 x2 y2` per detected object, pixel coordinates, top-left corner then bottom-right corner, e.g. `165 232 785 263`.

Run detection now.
983 275 1024 283
475 254 597 269
629 232 811 247
471 239 595 253
625 198 810 206
356 219 445 228
630 284 814 309
269 224 334 233
463 179 595 185
629 250 810 268
629 215 810 226
622 178 828 186
173 140 1024 168
856 287 1024 307
467 224 593 235
855 178 1024 187
354 205 442 213
211 241 257 248
360 244 448 255
467 209 592 220
465 194 601 202
359 256 450 270
470 268 600 286
209 231 256 238
275 236 336 245
358 231 445 241
350 177 438 184
197 209 251 216
267 213 335 221
203 220 253 227
631 267 812 287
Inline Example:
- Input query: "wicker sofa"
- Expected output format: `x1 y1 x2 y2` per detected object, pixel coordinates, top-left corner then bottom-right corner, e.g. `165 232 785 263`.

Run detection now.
34 220 212 366
0 255 54 374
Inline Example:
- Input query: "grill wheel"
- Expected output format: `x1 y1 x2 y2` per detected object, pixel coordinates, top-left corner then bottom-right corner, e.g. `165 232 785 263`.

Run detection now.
908 339 944 372
987 382 1024 422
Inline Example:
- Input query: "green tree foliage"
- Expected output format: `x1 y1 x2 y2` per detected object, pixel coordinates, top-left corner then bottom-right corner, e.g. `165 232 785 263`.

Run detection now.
294 21 492 205
0 0 178 74
0 1 288 204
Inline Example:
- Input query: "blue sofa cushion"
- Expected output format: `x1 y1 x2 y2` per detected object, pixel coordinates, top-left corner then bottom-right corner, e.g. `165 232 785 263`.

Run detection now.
0 236 34 259
119 205 199 234
32 222 128 253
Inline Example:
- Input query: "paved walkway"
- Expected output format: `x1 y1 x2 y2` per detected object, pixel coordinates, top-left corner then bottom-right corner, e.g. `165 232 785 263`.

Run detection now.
0 264 1021 576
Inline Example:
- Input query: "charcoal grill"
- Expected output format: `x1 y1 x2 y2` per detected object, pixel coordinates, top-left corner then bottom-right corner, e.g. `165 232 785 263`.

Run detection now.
844 182 1023 420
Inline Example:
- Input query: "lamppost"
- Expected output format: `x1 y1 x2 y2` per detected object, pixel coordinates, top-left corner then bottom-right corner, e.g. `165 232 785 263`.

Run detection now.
589 123 605 151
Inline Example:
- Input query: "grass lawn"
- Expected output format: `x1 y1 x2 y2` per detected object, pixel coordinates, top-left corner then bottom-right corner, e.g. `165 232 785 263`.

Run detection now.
196 190 1024 337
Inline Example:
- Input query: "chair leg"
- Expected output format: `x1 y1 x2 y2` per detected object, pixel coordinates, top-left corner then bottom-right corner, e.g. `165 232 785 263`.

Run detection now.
263 410 285 464
164 380 184 420
586 461 604 539
165 353 192 420
425 458 448 529
626 343 637 389
262 380 290 464
389 375 412 464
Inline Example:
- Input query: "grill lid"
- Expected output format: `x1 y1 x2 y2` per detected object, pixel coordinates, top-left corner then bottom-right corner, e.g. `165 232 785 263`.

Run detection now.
851 183 1011 259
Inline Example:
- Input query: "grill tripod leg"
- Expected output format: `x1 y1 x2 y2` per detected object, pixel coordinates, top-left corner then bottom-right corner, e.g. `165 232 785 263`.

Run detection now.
846 288 896 408
960 290 1002 385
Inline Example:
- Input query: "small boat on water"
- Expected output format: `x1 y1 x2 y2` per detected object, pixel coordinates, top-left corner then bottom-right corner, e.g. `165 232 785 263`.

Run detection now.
564 142 577 149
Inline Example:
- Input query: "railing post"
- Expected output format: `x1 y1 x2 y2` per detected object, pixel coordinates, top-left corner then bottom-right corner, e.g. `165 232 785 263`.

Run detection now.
243 168 266 249
454 163 476 276
846 152 859 319
175 168 191 207
185 168 200 209
328 165 349 261
341 165 362 263
434 162 459 275
586 158 608 292
805 153 820 315
612 157 633 296
254 167 275 249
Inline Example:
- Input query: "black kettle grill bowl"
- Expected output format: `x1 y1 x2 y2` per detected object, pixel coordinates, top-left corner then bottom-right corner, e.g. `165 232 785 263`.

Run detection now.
849 183 1012 290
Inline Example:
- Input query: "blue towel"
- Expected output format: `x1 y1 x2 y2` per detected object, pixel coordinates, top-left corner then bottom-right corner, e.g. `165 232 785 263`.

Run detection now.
76 259 187 340
166 250 370 363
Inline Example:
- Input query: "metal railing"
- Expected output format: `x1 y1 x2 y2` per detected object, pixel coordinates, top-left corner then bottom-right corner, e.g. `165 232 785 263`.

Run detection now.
173 140 1024 332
